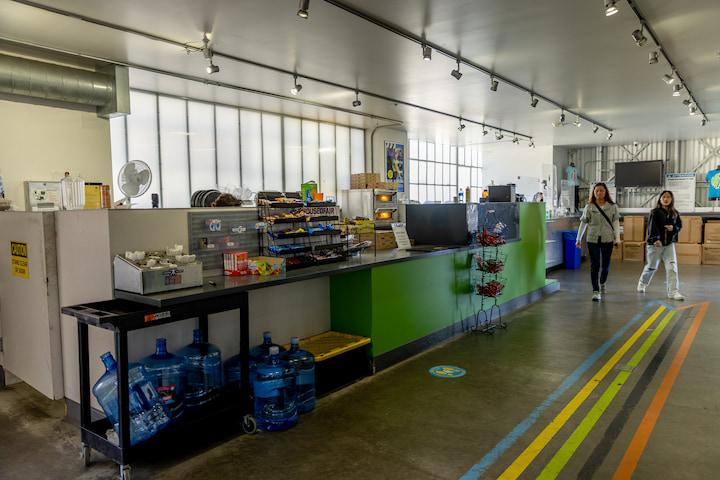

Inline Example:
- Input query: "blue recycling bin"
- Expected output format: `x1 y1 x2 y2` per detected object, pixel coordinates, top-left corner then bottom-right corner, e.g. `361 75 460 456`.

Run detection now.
562 231 582 269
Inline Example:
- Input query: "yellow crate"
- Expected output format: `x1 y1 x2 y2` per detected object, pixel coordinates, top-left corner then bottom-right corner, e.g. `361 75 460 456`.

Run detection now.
283 331 371 362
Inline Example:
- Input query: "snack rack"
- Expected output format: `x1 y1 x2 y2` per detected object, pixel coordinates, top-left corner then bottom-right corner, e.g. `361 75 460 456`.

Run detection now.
256 192 349 270
471 210 508 334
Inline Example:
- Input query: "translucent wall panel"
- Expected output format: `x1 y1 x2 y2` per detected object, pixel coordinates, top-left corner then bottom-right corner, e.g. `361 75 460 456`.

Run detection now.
410 184 419 201
418 141 427 160
427 160 435 184
409 139 418 159
409 160 419 183
418 161 427 185
302 121 319 182
240 110 263 192
443 163 450 186
435 162 443 185
335 126 351 191
458 147 466 166
158 97 190 208
450 146 457 164
459 166 471 192
427 143 435 161
109 116 127 203
188 102 216 192
262 114 283 191
283 118 302 191
319 123 336 199
350 128 365 174
215 106 240 191
126 91 159 208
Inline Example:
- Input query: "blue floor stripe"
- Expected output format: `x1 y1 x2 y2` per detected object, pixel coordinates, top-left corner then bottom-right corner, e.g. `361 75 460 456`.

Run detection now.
459 301 664 480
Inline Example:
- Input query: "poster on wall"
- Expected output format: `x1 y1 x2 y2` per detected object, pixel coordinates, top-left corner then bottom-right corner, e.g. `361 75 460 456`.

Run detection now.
665 173 696 211
385 142 405 192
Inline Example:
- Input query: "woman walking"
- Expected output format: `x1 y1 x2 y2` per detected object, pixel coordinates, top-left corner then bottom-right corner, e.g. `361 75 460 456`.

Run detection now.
637 191 685 300
576 183 621 302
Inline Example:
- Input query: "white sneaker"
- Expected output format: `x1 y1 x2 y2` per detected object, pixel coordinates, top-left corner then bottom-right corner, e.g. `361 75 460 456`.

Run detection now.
592 291 602 302
668 291 685 301
600 283 607 294
637 283 647 293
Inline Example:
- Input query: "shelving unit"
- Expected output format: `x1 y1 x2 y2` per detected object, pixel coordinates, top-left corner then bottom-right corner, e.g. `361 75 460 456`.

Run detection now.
471 210 509 334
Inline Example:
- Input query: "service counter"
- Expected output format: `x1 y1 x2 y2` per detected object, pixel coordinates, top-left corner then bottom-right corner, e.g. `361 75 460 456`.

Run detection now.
546 216 581 269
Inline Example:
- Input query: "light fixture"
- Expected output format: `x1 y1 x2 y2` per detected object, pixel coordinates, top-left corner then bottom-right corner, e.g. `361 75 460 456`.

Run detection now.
206 61 219 74
352 90 362 107
701 118 707 127
689 104 698 116
682 99 692 106
605 0 619 16
592 125 599 133
290 74 302 95
631 26 647 47
451 58 463 80
482 125 489 136
512 136 519 144
560 111 566 123
552 111 566 127
607 131 613 140
422 44 432 61
297 0 309 18
458 117 466 131
649 51 659 64
490 76 499 92
662 72 675 85
530 94 539 108
574 116 582 127
529 139 535 148
672 84 683 97
495 130 504 140
202 33 219 74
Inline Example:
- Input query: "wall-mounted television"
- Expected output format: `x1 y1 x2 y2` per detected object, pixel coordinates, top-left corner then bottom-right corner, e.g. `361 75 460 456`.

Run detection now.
615 160 665 188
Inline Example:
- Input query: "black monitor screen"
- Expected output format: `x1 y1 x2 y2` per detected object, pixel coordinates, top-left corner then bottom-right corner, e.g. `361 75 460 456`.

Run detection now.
615 160 665 188
405 204 469 246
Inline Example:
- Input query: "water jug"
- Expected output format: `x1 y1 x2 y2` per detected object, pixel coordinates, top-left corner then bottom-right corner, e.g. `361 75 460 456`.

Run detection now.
250 331 286 365
284 337 316 413
60 172 85 210
92 352 171 445
253 346 298 431
177 329 222 408
224 331 287 391
140 338 186 418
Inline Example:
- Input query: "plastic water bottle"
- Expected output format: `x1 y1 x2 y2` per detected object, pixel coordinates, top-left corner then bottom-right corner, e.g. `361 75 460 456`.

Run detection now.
253 346 298 431
140 338 186 419
177 329 222 408
250 331 286 365
92 352 171 445
284 337 315 413
225 331 286 392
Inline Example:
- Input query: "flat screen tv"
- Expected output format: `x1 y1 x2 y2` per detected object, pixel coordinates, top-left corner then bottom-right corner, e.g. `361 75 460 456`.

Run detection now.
615 160 665 188
405 204 469 246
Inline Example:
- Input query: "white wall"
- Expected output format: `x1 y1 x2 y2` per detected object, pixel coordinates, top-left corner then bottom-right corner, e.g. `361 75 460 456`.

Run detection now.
481 143 554 198
0 99 112 211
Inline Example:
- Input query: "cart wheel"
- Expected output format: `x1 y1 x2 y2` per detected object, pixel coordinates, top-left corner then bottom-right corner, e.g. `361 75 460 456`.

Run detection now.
81 443 91 467
120 465 132 480
242 414 257 434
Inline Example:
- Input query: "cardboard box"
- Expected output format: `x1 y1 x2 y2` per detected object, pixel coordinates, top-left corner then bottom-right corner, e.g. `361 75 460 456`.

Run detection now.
248 256 286 276
375 181 398 191
611 244 623 262
623 241 646 262
704 223 720 243
678 216 703 244
702 244 720 265
375 231 397 250
351 173 381 189
358 232 375 245
675 243 702 265
623 216 646 242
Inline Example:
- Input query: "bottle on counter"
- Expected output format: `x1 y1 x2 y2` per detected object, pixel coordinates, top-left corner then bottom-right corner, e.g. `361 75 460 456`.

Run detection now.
465 186 471 203
92 352 171 445
177 329 223 408
458 190 464 203
253 346 298 431
283 337 316 413
60 171 85 210
140 338 186 419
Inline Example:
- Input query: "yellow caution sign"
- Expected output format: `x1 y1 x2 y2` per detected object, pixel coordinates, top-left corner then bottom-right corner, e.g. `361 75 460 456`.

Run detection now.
11 241 29 278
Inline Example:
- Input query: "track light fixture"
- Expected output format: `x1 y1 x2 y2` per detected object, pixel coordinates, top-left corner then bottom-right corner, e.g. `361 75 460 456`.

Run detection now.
201 33 219 74
529 139 535 148
297 0 309 19
701 118 707 127
290 74 302 95
422 44 432 61
605 0 619 16
490 76 499 92
512 136 519 144
689 104 698 116
206 61 219 74
450 58 463 80
682 99 692 106
495 130 504 141
482 125 489 136
649 51 659 64
672 84 683 97
552 110 566 128
352 90 361 107
631 26 647 47
662 72 675 85
592 125 599 133
458 117 466 131
607 132 614 140
574 116 582 127
530 94 539 108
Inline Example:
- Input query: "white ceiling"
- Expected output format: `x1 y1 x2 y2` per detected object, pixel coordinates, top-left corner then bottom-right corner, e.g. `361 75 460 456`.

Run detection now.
1 0 719 146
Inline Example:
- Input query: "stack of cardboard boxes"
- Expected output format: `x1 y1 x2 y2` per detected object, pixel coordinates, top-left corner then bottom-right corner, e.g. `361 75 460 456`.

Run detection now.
675 216 703 265
622 216 646 262
703 221 720 265
350 173 398 191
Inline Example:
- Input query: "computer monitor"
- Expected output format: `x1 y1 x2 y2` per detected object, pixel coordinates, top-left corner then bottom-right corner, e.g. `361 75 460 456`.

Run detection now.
405 204 470 246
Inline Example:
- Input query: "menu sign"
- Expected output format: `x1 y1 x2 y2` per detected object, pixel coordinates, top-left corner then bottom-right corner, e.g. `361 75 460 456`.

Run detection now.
665 173 696 211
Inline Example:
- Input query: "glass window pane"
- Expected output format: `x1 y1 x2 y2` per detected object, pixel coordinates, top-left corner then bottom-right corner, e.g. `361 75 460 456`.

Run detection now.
427 143 435 161
443 163 450 186
418 141 427 160
450 146 457 164
126 91 159 208
473 187 480 202
262 114 282 191
159 97 190 208
409 160 419 183
350 128 365 174
458 147 466 166
319 123 336 199
436 143 443 163
427 185 435 202
110 116 127 203
450 164 457 186
443 144 450 163
472 146 479 167
418 162 427 184
459 166 471 191
302 121 319 183
419 184 427 203
284 118 302 191
409 139 418 159
336 126 351 192
435 163 443 185
240 110 263 192
444 186 451 202
410 183 419 202
215 106 240 192
188 101 216 192
426 161 435 184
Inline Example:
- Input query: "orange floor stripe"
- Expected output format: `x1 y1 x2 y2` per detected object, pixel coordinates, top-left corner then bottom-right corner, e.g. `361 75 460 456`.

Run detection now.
612 302 709 480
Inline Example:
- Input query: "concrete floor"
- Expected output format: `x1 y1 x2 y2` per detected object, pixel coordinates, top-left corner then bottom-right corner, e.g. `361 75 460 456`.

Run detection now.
1 261 718 479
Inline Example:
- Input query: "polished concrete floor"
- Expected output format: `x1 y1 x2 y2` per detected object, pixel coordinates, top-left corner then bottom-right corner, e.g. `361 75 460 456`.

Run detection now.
1 261 719 479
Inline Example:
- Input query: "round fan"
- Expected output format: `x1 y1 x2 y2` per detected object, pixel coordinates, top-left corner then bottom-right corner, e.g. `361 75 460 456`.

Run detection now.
117 160 152 207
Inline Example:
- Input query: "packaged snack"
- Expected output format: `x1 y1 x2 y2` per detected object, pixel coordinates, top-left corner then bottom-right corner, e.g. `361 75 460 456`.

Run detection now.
223 251 249 276
248 256 286 276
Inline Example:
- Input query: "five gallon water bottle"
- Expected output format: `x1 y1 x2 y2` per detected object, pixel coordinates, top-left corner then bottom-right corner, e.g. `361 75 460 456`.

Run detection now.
177 329 222 408
284 337 316 413
253 346 298 431
140 338 186 419
225 331 287 391
92 352 171 445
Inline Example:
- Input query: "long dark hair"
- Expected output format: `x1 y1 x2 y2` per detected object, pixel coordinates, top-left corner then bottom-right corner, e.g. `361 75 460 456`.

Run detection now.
589 182 615 205
656 190 679 217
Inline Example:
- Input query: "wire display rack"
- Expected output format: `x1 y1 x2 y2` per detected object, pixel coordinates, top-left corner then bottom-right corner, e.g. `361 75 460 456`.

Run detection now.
470 213 509 334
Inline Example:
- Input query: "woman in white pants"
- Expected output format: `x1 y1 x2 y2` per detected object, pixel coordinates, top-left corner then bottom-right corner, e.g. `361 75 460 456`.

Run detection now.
637 190 685 300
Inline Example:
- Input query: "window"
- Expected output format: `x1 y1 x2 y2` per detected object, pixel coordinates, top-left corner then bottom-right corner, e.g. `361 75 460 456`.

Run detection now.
110 90 365 208
407 139 483 203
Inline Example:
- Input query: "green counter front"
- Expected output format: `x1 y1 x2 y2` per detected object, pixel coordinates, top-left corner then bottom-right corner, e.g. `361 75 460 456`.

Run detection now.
330 203 550 368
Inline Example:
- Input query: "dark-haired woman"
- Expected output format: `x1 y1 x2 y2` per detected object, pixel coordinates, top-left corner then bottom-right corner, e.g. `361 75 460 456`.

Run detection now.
576 183 621 302
637 190 685 300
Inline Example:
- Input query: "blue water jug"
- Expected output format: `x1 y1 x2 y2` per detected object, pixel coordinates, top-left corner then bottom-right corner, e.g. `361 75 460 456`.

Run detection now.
223 331 287 392
140 338 186 418
92 352 171 445
284 337 315 413
250 331 287 366
177 329 222 408
253 346 298 431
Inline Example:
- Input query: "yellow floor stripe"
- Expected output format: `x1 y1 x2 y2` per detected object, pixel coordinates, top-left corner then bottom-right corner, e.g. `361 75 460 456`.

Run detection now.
497 305 666 480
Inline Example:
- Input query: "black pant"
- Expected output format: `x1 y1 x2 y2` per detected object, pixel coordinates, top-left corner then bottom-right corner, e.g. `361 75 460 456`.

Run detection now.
587 242 614 291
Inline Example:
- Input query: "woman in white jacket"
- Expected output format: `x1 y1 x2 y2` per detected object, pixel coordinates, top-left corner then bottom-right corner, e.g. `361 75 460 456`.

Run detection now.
576 183 621 302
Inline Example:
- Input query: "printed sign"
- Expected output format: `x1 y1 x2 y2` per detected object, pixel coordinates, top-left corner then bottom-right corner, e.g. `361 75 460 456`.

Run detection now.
428 365 466 378
665 173 696 211
385 141 405 192
144 311 172 323
391 223 412 250
11 241 29 278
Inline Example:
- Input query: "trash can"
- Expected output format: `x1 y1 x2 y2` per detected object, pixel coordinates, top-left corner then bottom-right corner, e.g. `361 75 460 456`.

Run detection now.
562 231 582 269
